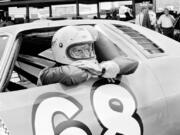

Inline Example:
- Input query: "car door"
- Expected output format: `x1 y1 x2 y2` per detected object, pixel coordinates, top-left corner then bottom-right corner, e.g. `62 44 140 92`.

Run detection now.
0 27 144 135
0 32 102 135
0 79 101 135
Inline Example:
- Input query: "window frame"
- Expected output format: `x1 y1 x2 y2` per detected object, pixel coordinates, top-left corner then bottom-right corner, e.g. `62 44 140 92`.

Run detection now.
1 34 22 92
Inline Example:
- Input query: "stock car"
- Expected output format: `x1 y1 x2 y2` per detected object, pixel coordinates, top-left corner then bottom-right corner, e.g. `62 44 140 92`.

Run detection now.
0 19 180 135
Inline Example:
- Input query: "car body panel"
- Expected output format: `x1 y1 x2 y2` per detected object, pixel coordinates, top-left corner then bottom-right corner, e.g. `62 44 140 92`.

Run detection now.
0 81 103 135
148 56 180 134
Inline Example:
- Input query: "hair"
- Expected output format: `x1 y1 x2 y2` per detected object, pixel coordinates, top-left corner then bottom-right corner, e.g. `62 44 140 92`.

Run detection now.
164 8 169 12
141 6 147 12
148 5 153 10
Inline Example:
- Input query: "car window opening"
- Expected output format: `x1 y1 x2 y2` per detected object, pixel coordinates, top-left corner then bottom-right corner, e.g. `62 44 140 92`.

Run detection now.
6 25 129 92
6 28 57 91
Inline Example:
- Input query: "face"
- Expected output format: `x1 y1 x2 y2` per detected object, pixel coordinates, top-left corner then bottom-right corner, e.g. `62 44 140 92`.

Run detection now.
68 43 96 60
164 9 169 15
141 8 147 14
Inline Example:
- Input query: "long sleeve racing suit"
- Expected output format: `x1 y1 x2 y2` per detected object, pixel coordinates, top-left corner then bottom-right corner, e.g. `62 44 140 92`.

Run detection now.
37 65 91 86
37 26 138 86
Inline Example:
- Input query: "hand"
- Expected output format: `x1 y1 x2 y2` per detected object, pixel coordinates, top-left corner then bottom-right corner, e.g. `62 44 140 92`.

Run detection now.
71 60 102 76
100 60 120 78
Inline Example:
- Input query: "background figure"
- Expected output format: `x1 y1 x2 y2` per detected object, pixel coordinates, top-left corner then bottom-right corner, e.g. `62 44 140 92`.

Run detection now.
0 16 6 27
135 6 151 29
93 16 98 19
119 5 127 21
157 8 175 38
124 11 133 21
5 16 14 26
135 7 146 26
148 4 157 30
0 16 14 27
112 10 119 20
105 12 112 20
142 8 151 29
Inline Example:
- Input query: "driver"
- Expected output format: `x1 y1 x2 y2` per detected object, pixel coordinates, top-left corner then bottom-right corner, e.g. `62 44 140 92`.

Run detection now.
37 25 138 86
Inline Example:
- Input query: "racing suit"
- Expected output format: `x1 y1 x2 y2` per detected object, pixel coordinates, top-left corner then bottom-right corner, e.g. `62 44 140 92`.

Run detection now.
37 64 91 86
37 26 138 86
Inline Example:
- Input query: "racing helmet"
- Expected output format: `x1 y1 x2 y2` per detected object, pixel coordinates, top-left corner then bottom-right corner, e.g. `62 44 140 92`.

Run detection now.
51 26 97 64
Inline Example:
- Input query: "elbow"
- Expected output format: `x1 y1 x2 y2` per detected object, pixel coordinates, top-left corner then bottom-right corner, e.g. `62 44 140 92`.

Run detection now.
112 56 139 75
127 60 139 74
120 59 139 75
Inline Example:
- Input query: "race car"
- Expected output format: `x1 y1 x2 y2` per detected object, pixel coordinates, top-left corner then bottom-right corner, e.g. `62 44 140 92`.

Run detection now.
0 19 180 135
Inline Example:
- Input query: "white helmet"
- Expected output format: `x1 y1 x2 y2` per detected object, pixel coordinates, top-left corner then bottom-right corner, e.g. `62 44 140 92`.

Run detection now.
51 25 97 64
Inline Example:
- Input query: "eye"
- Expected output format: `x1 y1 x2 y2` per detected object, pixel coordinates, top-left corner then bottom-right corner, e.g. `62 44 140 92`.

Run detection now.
77 49 83 53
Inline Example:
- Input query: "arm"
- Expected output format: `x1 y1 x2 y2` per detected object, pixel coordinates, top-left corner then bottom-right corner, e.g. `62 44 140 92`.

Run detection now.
157 16 163 33
95 32 139 77
112 56 138 75
157 16 162 27
150 12 157 26
37 65 90 86
170 15 175 24
135 15 140 25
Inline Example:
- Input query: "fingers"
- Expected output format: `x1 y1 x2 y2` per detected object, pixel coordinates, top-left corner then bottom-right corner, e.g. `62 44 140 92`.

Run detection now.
107 78 116 83
100 60 120 78
71 60 102 76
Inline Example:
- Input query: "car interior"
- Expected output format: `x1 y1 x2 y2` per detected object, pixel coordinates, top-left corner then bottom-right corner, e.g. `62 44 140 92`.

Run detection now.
6 27 58 91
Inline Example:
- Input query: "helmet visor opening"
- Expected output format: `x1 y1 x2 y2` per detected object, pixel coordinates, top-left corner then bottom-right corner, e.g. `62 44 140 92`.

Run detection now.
67 43 96 60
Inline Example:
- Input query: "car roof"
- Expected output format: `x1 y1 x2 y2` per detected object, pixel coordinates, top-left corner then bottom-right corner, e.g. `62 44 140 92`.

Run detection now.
0 19 140 35
0 19 105 34
1 19 180 59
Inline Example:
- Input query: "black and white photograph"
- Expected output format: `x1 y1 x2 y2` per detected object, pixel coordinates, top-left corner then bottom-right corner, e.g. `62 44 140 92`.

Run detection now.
0 0 180 135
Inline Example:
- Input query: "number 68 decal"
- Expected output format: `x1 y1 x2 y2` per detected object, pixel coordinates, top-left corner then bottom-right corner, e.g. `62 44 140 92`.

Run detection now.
91 84 142 135
32 93 92 135
33 84 142 135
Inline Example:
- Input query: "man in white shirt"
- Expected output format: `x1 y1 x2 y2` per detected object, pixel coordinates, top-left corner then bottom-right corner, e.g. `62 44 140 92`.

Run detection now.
157 8 175 38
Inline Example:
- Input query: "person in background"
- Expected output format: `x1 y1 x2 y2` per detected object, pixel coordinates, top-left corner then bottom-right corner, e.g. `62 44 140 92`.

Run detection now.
0 16 14 27
124 10 133 21
105 12 112 20
93 16 98 19
148 4 157 30
119 6 127 21
5 17 14 26
135 6 147 26
0 16 6 27
135 6 151 29
142 8 151 29
37 25 138 86
157 8 175 38
112 10 119 20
